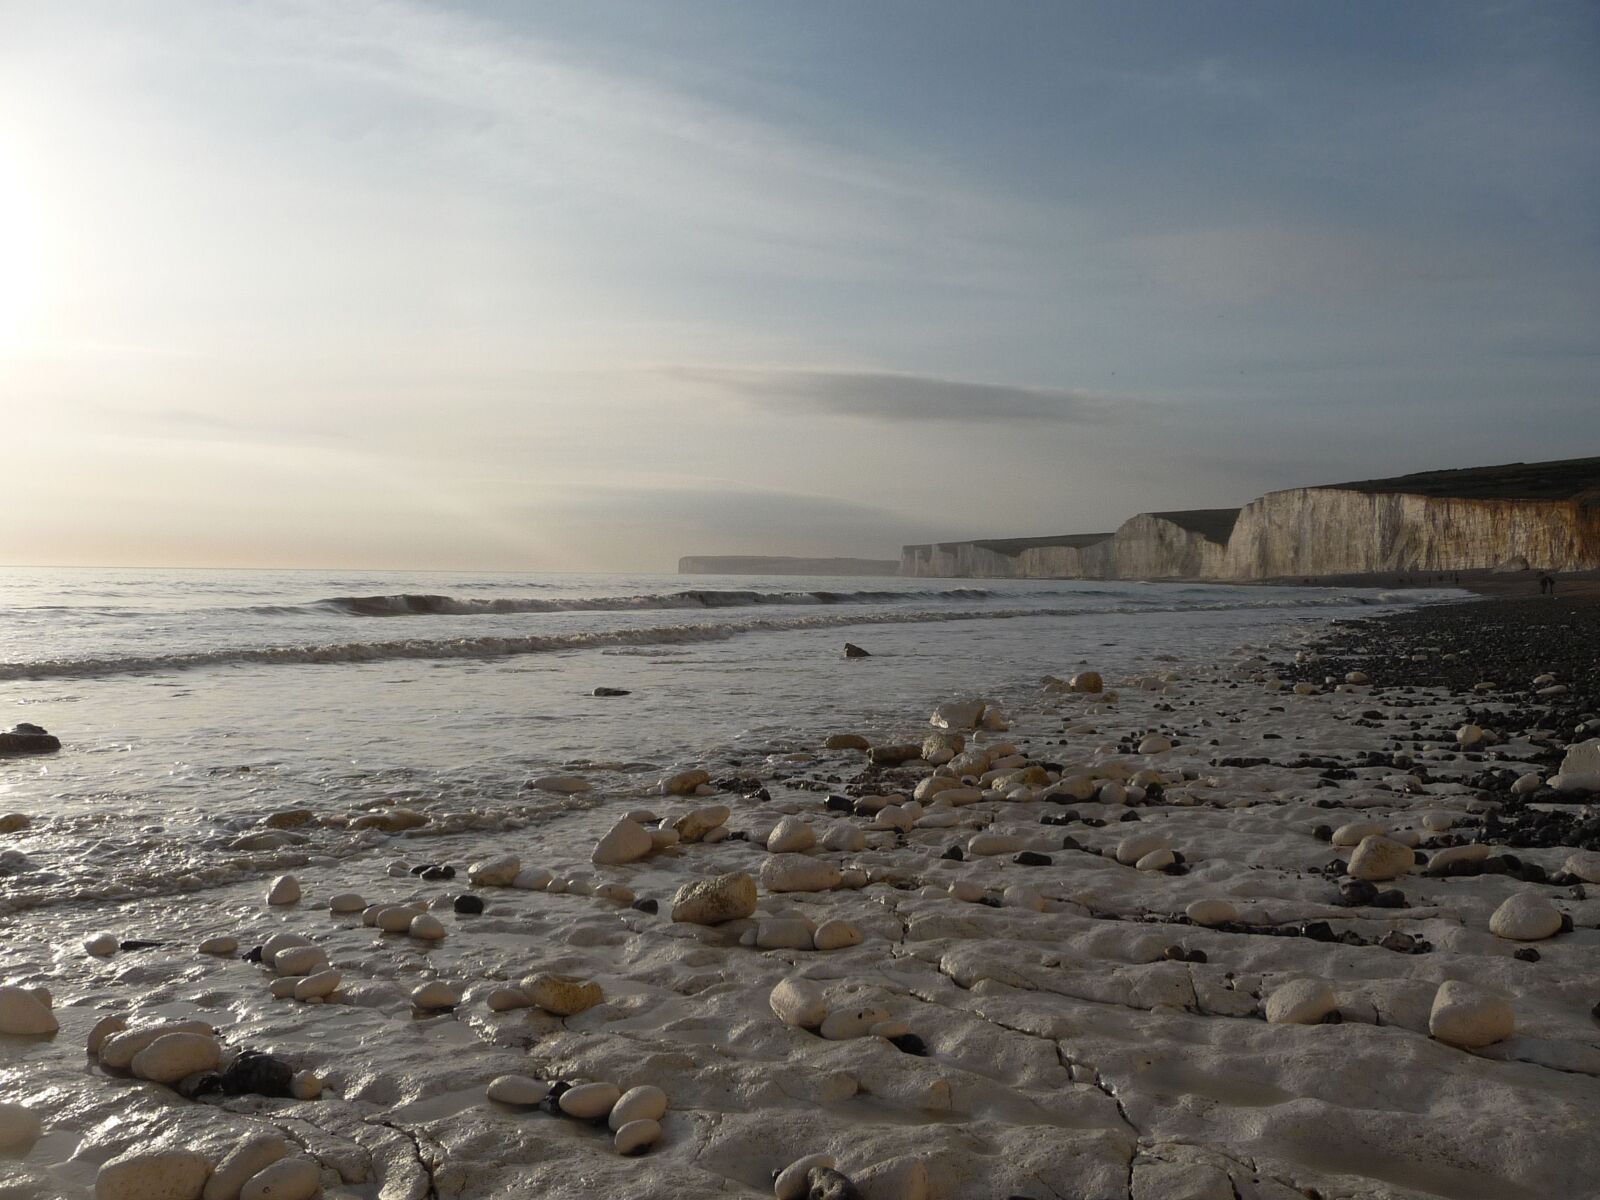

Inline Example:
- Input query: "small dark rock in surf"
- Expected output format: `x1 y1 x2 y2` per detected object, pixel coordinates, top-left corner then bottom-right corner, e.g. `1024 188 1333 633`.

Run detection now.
593 687 631 697
843 643 871 658
453 894 484 915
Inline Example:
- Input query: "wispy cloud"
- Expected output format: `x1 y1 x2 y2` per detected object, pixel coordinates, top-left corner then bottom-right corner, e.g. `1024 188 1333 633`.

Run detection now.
661 366 1134 424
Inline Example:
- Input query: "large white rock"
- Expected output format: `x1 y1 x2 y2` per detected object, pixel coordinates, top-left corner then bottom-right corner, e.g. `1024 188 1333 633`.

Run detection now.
85 931 120 957
0 1101 41 1152
672 805 730 842
819 1006 891 1040
1429 980 1514 1047
203 1136 290 1200
131 1032 222 1084
967 832 1026 857
1556 739 1600 792
272 946 328 977
766 817 816 854
558 1081 622 1119
0 985 57 1036
1489 892 1563 941
293 969 341 1001
410 981 460 1009
487 1074 549 1106
930 699 985 730
95 1150 213 1200
660 768 711 796
1331 820 1386 847
468 855 521 887
760 855 842 893
608 1085 668 1130
671 872 757 924
1115 832 1168 865
812 920 863 951
266 875 301 906
1347 834 1414 881
97 1021 214 1070
756 919 815 950
239 1157 320 1200
821 823 866 852
612 1118 661 1156
529 775 591 794
1265 979 1337 1025
770 977 828 1028
592 818 654 866
1564 850 1600 883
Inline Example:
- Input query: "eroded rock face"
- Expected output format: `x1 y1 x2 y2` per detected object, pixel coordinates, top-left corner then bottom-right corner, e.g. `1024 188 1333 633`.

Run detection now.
1556 739 1600 792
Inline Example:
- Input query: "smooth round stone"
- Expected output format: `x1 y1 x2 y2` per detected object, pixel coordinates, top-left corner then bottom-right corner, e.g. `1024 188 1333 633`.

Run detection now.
85 931 119 957
0 813 32 833
240 1156 320 1200
671 872 758 924
948 880 985 903
487 1074 550 1106
754 919 814 950
870 1019 910 1039
1185 899 1237 926
820 824 866 852
261 933 312 966
1002 885 1045 911
592 817 654 866
524 973 603 1016
410 981 461 1010
1489 892 1563 941
766 816 816 854
0 985 58 1036
607 1084 667 1130
1420 812 1453 832
1331 821 1386 847
558 1081 622 1120
1115 832 1168 865
613 1118 661 1156
468 854 521 887
0 1102 41 1152
273 946 328 978
760 855 842 893
1564 850 1600 883
485 987 531 1012
94 1150 212 1200
1346 835 1413 881
198 936 238 956
1423 843 1489 875
408 914 447 941
1137 735 1172 755
1429 980 1514 1047
966 832 1026 856
269 978 298 999
328 892 366 914
1264 978 1337 1025
290 1071 322 1101
593 883 635 905
201 1134 288 1200
511 867 553 890
293 969 341 1001
1511 772 1543 796
376 906 422 932
812 920 863 951
86 1015 128 1057
1456 724 1485 747
266 875 301 906
1135 849 1175 871
819 1006 890 1040
99 1021 214 1069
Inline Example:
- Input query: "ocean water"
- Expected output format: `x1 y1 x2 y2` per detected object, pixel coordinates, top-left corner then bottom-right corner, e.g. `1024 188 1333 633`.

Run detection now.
0 568 1459 912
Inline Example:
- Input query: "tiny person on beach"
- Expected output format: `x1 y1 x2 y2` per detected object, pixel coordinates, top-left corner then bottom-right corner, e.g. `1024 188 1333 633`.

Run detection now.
1539 572 1556 595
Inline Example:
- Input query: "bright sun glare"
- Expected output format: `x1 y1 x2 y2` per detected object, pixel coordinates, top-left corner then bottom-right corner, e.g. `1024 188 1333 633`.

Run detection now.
0 142 46 355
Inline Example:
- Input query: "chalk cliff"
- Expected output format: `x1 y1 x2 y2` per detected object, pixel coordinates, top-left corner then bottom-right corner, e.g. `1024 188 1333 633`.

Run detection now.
901 457 1600 580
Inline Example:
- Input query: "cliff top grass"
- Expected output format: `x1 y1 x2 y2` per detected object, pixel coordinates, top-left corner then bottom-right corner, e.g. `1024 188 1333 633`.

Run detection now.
1320 456 1600 502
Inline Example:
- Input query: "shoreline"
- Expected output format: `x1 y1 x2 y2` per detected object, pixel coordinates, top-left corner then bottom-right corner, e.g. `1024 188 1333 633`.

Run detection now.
2 597 1597 1199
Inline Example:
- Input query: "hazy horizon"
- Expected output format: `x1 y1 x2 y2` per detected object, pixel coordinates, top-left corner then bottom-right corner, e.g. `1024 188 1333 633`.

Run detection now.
2 1 1596 572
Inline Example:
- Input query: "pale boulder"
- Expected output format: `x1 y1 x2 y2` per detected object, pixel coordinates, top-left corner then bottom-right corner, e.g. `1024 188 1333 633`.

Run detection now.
204 1136 290 1200
1429 980 1514 1048
671 872 757 924
95 1151 213 1200
766 817 816 854
592 818 654 866
1347 834 1413 881
468 855 521 887
1488 893 1563 941
1556 739 1600 792
0 985 57 1036
523 973 602 1015
1185 899 1237 926
930 699 985 730
770 977 828 1028
1564 850 1600 883
1265 978 1337 1025
608 1085 668 1129
131 1032 221 1084
813 920 863 951
239 1157 320 1200
760 855 842 893
266 875 300 906
0 1102 41 1152
558 1082 622 1119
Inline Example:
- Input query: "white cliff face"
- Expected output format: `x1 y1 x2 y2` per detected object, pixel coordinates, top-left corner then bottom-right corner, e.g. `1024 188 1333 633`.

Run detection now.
1223 489 1600 578
903 488 1600 580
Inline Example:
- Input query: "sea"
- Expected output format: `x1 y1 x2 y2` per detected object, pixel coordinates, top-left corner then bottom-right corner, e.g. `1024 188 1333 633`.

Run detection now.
0 568 1461 913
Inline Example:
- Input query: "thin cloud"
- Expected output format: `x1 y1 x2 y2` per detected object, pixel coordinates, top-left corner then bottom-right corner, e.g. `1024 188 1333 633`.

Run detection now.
662 366 1134 424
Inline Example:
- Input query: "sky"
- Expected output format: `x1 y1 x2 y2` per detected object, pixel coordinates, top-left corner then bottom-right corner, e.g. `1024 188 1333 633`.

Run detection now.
0 0 1595 571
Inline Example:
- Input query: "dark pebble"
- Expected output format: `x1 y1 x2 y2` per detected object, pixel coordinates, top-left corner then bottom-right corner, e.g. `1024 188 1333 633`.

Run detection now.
631 898 659 914
453 894 485 915
1301 921 1336 942
118 940 163 951
942 845 964 861
220 1050 294 1098
888 1032 928 1056
1013 851 1051 866
1513 947 1540 962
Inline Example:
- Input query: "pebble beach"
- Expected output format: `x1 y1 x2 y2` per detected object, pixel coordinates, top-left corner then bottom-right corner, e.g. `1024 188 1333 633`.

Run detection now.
3 581 1598 1200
